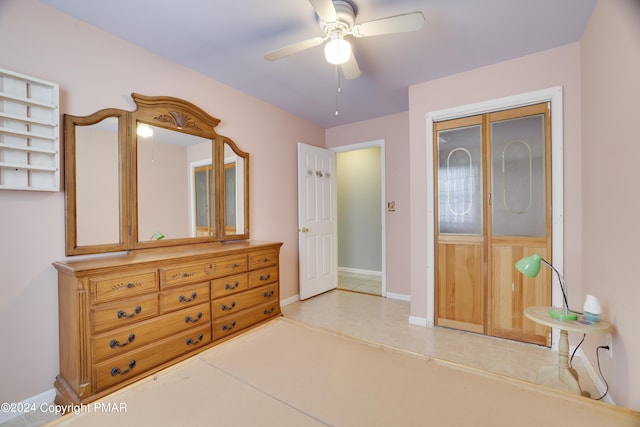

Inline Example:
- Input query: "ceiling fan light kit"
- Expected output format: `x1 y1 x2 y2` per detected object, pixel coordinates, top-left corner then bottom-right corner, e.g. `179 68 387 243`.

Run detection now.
324 34 351 65
264 0 425 79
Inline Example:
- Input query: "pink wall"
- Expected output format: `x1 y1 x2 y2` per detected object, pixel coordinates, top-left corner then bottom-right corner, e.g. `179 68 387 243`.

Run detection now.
0 0 323 404
408 43 583 321
2 0 638 413
326 112 411 296
580 0 640 409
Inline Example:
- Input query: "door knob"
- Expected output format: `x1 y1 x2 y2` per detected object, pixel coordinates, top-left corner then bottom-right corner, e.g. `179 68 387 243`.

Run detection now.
299 227 309 233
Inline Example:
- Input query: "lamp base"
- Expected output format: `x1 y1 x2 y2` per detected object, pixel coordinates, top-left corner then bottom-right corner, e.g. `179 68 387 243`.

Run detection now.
548 307 578 321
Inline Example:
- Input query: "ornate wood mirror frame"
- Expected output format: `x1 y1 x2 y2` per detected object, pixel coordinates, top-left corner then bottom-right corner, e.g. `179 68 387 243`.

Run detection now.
64 93 249 256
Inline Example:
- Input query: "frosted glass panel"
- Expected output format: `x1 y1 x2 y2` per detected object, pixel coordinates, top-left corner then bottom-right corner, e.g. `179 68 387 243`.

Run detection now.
438 125 482 234
491 114 546 236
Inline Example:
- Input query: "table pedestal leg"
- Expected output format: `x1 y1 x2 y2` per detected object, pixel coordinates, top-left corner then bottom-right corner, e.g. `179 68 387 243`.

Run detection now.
535 329 587 396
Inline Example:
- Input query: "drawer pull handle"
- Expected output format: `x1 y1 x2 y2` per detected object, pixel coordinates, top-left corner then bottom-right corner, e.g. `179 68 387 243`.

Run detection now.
117 306 141 319
263 290 274 298
222 321 237 331
224 281 239 290
186 334 204 346
221 302 236 311
184 312 203 323
111 360 136 377
262 258 269 262
263 307 275 315
110 334 135 349
179 292 197 303
231 263 239 268
259 273 271 281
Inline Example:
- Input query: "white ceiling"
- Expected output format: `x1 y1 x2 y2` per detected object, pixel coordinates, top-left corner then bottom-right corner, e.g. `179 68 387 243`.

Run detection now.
39 0 596 128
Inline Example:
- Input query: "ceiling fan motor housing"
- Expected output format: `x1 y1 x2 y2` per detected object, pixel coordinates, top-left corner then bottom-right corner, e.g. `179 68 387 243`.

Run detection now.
319 0 357 37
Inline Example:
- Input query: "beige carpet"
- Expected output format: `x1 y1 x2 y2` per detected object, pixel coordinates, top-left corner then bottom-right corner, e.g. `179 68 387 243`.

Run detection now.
48 318 640 427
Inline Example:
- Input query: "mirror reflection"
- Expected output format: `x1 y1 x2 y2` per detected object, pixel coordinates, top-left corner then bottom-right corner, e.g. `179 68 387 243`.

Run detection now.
136 123 213 241
75 117 120 246
223 142 247 236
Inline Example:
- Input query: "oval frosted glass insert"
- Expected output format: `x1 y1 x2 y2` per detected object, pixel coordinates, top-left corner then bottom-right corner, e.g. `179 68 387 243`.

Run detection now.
438 125 482 235
491 114 545 237
447 148 474 215
502 140 533 214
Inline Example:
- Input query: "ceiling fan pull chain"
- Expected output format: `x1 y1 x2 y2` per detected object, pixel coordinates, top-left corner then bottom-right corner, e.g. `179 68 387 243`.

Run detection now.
335 64 341 116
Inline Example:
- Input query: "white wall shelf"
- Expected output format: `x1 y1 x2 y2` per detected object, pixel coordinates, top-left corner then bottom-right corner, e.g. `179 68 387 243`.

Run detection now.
0 68 60 191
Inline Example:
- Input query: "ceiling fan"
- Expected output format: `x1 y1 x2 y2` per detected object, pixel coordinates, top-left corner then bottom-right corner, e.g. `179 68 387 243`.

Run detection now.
264 0 425 80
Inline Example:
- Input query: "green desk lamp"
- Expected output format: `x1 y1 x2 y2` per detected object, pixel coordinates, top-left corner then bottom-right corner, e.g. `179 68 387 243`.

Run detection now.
515 254 578 321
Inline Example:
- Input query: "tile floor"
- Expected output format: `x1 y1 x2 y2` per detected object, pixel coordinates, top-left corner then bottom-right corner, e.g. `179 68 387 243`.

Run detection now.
2 288 604 427
337 271 382 295
282 289 601 399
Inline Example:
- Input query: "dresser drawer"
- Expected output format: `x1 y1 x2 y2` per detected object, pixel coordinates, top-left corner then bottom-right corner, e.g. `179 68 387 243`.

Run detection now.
91 294 159 333
90 271 158 304
211 283 278 317
213 301 280 340
93 325 211 392
161 261 216 288
92 302 211 362
159 282 210 313
211 273 248 299
248 250 278 270
211 254 248 278
249 266 279 288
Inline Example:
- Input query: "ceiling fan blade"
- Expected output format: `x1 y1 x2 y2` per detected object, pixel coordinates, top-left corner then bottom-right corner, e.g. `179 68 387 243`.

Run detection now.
308 0 338 23
351 12 425 38
264 37 325 61
341 52 361 80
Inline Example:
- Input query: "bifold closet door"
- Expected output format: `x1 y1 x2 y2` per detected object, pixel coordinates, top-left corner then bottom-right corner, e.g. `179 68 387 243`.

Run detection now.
435 115 486 334
435 104 551 345
487 104 551 345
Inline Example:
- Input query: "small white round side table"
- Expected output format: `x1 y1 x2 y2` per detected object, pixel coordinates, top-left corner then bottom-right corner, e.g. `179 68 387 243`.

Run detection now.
524 306 612 396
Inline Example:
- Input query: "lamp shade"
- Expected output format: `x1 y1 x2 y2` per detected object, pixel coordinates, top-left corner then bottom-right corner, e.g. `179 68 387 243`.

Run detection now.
324 38 351 65
515 254 542 278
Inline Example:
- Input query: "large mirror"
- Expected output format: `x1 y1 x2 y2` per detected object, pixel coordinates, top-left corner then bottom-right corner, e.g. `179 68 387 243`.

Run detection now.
222 138 249 238
64 94 249 256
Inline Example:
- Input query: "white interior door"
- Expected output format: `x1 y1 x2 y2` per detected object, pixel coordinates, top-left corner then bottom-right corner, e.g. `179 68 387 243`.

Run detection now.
298 142 337 300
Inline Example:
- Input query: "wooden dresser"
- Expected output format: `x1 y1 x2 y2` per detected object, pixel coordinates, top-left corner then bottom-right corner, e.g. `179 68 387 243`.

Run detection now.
53 241 282 405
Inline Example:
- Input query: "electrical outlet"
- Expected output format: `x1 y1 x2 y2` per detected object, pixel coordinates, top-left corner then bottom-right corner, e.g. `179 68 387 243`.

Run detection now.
606 333 613 358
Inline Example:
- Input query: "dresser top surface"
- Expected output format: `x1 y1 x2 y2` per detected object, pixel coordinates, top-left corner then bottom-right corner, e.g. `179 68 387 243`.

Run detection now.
53 241 282 274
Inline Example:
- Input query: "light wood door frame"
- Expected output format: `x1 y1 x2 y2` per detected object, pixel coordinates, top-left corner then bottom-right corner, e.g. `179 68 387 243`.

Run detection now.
425 87 565 350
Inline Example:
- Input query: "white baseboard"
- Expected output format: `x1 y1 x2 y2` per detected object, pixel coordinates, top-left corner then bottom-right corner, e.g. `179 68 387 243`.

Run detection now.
385 292 410 302
573 347 615 405
280 294 300 307
0 388 56 424
409 316 430 327
338 267 382 277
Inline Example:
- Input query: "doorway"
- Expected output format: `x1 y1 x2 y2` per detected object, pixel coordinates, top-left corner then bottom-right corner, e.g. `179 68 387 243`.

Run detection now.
425 87 565 349
333 141 386 297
